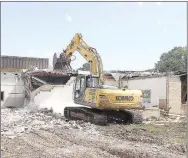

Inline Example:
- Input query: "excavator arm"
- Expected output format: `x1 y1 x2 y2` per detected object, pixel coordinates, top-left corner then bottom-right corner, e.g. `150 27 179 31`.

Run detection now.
61 33 104 85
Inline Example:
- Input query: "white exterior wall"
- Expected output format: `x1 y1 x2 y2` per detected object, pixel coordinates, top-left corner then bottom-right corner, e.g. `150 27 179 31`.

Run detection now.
104 75 185 115
167 76 182 115
104 80 118 87
124 77 167 107
1 72 25 108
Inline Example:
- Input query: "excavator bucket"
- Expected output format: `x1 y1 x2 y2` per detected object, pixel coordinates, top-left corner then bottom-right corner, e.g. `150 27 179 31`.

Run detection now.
53 53 73 74
50 52 78 84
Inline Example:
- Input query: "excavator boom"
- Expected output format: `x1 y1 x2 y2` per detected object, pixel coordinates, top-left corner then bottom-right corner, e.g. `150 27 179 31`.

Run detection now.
53 33 104 84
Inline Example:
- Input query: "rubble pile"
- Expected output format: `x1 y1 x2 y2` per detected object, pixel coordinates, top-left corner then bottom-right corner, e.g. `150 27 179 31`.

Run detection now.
1 107 186 158
1 108 96 139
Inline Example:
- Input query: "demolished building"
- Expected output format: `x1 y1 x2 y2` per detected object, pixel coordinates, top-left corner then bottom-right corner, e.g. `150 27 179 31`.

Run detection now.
1 56 49 108
108 71 187 115
1 55 187 116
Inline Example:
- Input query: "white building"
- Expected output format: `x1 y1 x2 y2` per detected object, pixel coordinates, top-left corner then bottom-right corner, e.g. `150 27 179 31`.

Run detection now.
1 71 25 108
123 76 167 108
121 74 187 115
1 55 49 108
103 72 187 115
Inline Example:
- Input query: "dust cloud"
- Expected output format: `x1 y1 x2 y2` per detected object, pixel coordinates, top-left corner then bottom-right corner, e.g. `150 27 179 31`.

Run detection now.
29 77 82 115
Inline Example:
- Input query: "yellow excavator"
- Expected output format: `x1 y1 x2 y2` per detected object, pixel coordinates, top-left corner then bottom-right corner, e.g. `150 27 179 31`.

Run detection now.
54 33 144 126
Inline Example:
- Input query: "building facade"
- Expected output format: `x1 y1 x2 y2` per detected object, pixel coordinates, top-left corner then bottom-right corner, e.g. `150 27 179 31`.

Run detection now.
123 76 167 108
1 71 25 108
1 55 49 108
122 74 187 115
103 72 187 115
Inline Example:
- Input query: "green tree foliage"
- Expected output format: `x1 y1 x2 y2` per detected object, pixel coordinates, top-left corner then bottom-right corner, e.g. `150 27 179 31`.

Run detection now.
155 46 187 73
78 63 90 71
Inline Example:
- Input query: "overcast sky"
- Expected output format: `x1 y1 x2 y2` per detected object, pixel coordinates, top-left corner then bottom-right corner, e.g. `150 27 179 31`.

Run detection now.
2 2 187 71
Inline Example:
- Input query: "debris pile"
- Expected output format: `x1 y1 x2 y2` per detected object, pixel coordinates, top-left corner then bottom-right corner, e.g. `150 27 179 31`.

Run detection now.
1 106 186 158
1 108 97 139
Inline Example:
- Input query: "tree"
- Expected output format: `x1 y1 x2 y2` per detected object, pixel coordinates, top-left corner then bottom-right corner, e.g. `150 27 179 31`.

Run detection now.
77 63 90 71
155 46 187 73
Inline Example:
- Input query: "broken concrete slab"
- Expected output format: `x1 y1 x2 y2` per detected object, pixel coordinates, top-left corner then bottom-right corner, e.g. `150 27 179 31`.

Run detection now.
140 107 160 121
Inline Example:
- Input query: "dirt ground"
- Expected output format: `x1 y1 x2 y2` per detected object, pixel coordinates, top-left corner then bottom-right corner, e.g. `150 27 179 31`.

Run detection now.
1 108 187 158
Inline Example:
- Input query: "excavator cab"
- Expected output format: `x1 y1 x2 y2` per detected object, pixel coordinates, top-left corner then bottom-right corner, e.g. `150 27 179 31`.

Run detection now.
73 75 99 102
73 75 86 100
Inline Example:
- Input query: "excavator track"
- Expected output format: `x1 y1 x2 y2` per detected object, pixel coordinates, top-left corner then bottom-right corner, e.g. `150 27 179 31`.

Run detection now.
127 110 143 124
64 107 108 126
64 107 143 126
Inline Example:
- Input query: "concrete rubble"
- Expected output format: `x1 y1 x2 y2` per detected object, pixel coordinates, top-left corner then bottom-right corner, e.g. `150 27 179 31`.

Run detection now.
1 77 187 158
2 106 187 158
1 108 97 138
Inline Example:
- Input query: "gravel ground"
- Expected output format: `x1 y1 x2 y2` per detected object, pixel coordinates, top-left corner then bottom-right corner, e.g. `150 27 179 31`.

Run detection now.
1 108 187 158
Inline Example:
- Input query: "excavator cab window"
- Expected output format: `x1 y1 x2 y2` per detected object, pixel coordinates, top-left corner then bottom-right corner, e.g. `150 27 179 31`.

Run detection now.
74 76 86 99
86 76 99 88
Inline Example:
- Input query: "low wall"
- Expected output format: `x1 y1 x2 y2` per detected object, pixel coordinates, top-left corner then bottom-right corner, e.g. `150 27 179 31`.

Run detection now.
1 93 25 108
141 107 161 120
1 72 25 108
